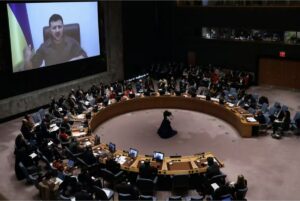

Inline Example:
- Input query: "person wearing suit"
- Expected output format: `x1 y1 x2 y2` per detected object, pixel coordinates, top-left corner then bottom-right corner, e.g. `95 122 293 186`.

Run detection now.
205 157 220 179
157 110 177 139
138 160 157 180
105 157 121 174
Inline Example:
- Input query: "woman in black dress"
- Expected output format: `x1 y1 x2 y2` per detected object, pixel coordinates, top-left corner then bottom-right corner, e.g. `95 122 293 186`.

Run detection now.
157 110 177 139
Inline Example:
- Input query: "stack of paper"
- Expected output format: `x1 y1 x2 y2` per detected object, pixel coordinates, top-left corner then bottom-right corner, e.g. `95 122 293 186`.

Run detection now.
72 132 86 137
211 98 220 102
29 152 37 159
77 114 85 119
246 117 257 122
197 95 206 99
211 183 220 190
115 156 127 165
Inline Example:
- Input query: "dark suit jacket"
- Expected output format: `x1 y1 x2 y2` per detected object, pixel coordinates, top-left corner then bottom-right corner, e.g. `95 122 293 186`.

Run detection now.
206 163 221 179
139 163 157 179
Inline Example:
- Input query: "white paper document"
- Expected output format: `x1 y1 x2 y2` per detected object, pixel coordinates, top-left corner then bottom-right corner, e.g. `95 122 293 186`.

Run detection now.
211 183 220 190
29 152 37 159
246 117 257 122
115 156 127 165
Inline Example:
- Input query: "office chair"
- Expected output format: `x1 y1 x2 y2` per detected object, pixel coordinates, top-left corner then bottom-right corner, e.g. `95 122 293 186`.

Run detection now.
18 161 40 184
208 174 227 186
171 174 190 196
291 112 300 130
220 193 233 201
139 194 157 201
186 195 204 201
136 175 158 195
43 23 81 44
118 193 134 200
235 187 248 200
93 185 115 201
100 168 124 188
167 195 182 201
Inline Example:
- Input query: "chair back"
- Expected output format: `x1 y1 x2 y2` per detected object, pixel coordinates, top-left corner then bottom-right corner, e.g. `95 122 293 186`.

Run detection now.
38 108 46 120
294 112 300 121
220 194 232 201
118 193 133 200
32 112 42 124
190 195 204 201
235 187 248 200
136 176 156 195
171 175 190 195
261 103 269 114
101 168 115 182
93 186 109 200
168 195 182 200
139 194 156 201
43 23 81 44
208 174 227 186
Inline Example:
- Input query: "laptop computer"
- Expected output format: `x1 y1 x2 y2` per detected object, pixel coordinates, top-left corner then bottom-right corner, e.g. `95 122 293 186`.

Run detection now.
153 151 164 162
108 142 116 153
129 148 138 158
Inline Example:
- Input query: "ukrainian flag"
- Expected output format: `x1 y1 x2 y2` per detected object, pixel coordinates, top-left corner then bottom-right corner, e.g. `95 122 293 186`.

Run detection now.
7 3 33 72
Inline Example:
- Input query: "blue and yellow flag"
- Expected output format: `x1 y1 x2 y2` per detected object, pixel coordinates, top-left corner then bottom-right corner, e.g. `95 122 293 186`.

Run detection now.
7 3 33 72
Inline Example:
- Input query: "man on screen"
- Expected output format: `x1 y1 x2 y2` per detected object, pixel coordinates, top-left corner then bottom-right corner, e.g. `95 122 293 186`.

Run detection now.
24 14 87 69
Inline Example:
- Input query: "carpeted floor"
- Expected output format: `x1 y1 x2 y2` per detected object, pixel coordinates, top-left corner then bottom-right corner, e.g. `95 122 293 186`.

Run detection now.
0 85 299 200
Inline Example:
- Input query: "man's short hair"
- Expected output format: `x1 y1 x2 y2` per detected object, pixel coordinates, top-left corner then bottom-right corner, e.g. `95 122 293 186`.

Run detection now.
49 14 63 26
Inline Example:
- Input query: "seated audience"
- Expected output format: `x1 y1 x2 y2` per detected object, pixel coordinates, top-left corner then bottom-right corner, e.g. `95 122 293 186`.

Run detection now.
272 110 291 137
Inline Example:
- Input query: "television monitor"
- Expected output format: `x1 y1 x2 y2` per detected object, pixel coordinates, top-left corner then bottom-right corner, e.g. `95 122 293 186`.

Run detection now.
108 142 116 153
7 2 101 73
129 148 138 158
153 151 164 162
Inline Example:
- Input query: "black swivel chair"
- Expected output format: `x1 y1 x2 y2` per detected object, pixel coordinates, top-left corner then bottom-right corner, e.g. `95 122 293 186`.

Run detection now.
136 175 158 195
18 161 40 184
93 185 115 201
167 195 182 201
235 187 248 200
208 173 227 186
100 168 124 188
171 174 190 196
139 194 157 201
43 23 81 44
118 193 134 201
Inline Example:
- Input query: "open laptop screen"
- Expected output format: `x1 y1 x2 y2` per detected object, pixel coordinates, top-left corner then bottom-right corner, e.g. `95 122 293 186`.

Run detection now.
108 142 116 153
153 151 164 161
129 148 138 158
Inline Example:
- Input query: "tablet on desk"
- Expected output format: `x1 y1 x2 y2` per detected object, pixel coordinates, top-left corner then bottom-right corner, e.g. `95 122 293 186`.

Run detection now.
153 151 164 162
129 148 138 158
109 142 116 153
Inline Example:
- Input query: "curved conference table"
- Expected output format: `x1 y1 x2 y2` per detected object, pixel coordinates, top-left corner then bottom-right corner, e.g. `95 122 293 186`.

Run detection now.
73 94 259 176
90 94 259 138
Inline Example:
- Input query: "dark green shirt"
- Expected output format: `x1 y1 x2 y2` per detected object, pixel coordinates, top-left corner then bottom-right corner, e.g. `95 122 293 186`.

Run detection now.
32 36 87 67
